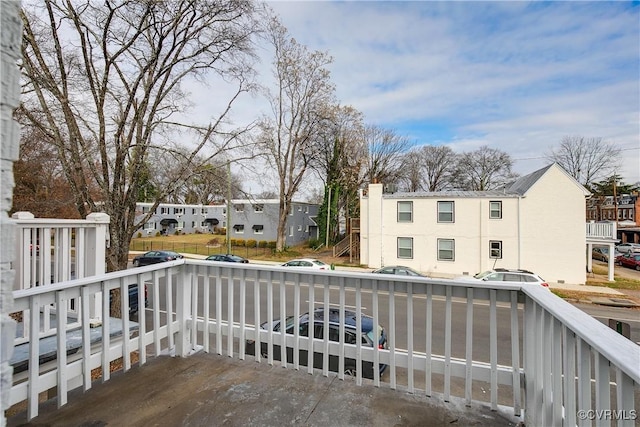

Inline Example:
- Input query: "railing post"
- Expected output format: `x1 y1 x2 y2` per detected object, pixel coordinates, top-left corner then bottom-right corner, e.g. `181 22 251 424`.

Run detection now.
175 265 193 357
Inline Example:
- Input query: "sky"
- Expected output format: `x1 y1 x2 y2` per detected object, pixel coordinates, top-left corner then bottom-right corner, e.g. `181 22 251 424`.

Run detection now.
259 1 640 186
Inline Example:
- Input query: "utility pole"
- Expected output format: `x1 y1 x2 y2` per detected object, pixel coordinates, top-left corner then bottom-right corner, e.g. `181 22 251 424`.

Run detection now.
613 175 618 227
325 186 331 247
227 161 232 255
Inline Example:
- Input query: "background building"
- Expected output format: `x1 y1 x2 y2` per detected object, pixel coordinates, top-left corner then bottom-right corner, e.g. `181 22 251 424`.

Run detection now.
360 164 590 284
136 199 319 247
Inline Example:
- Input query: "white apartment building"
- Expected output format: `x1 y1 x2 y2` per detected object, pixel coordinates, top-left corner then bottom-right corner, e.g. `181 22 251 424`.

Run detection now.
360 163 590 284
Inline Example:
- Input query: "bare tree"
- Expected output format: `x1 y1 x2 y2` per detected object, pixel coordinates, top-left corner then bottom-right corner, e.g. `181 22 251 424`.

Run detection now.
546 136 621 189
19 0 260 271
421 145 457 191
257 15 335 251
399 147 424 192
308 104 365 244
451 146 518 191
362 125 411 190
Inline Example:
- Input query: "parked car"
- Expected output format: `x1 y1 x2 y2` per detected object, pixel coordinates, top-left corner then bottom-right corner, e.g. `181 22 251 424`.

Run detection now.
132 250 184 267
110 283 148 315
282 258 329 270
456 268 549 288
615 243 640 254
592 246 621 262
205 254 249 263
371 266 424 277
245 307 388 379
615 253 640 271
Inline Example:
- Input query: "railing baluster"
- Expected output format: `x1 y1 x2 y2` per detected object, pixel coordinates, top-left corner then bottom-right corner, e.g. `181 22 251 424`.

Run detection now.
306 274 314 375
563 327 577 427
372 277 380 387
27 295 40 421
510 291 521 416
444 285 452 402
552 318 563 425
226 267 234 357
102 282 111 381
138 273 147 366
355 278 363 386
293 274 301 369
166 270 175 355
239 269 246 360
215 269 222 355
489 289 497 410
595 352 610 427
279 271 287 368
152 271 161 356
120 278 131 371
56 290 67 408
425 283 432 397
616 369 635 427
406 282 414 394
577 338 591 427
267 271 274 366
81 286 91 392
543 310 553 426
203 268 210 354
465 287 473 406
388 280 396 390
253 269 261 363
338 276 345 380
322 276 330 376
190 266 198 353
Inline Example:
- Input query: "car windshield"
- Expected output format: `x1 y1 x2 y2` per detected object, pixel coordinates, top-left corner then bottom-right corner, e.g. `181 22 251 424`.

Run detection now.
312 260 327 266
228 255 243 261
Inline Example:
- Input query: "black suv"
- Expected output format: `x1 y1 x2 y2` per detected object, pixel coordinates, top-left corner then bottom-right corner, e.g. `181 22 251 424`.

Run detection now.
245 307 388 379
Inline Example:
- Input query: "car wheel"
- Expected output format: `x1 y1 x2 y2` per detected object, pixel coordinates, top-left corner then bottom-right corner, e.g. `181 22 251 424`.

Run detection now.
636 265 640 271
133 259 140 267
344 364 357 377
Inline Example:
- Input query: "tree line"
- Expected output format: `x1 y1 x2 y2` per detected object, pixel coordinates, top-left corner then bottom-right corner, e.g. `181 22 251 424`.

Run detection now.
14 1 626 272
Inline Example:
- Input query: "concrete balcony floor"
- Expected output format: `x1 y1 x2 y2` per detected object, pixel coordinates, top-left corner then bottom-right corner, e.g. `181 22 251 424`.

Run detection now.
8 352 518 427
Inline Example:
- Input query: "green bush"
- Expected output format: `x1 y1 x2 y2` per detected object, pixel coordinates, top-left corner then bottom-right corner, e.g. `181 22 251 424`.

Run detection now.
155 231 161 237
246 239 257 248
236 239 246 247
137 232 142 238
267 241 277 249
258 241 268 248
307 238 322 249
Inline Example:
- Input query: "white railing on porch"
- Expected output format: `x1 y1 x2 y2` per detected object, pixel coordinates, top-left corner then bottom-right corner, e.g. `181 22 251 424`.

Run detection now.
11 212 110 338
586 220 617 241
10 261 639 426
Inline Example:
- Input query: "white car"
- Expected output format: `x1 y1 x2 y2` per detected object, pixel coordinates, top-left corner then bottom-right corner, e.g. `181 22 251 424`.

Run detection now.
616 243 640 254
282 258 330 270
455 268 549 288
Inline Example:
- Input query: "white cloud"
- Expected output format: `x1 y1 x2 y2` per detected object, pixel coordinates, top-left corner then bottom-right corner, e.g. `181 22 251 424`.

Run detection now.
262 1 639 184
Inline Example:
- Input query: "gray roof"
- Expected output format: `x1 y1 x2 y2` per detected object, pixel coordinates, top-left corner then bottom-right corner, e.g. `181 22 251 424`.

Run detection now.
506 164 554 196
383 163 561 199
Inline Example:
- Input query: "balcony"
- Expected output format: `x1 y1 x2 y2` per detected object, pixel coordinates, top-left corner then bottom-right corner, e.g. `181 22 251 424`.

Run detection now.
8 260 640 426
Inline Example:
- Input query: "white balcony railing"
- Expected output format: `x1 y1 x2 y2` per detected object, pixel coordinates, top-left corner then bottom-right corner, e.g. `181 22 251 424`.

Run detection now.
586 221 617 241
10 261 640 426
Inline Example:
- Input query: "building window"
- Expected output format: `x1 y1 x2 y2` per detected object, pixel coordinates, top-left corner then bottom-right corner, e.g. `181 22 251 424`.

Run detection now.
254 204 263 213
174 208 184 215
489 201 502 219
200 221 206 227
253 225 264 234
191 221 196 227
437 239 455 261
176 221 184 230
305 206 309 213
297 225 302 231
490 240 502 259
192 208 197 215
161 207 169 214
289 226 293 236
397 237 413 259
289 205 294 215
233 224 244 234
397 201 413 222
144 222 155 230
235 204 244 212
438 201 454 223
142 206 150 213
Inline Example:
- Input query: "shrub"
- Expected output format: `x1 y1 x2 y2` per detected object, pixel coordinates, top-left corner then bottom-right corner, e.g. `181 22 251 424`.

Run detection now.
258 241 268 248
246 239 257 248
155 231 161 237
307 238 322 249
236 239 246 247
267 241 277 249
207 237 221 246
136 232 142 238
